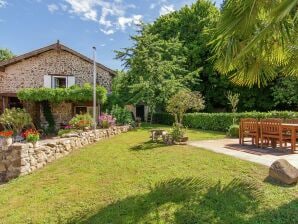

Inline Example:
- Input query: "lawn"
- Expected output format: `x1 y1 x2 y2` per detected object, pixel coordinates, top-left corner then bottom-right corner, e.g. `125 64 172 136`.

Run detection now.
0 125 297 224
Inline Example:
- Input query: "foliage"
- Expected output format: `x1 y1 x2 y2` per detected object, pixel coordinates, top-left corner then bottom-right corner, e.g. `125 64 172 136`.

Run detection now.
227 124 239 138
154 111 298 132
210 0 298 87
17 83 107 104
23 129 40 143
69 114 93 130
58 129 78 137
41 101 56 133
0 108 32 134
99 113 116 128
271 76 298 110
0 48 14 61
226 91 240 113
110 105 133 125
166 89 205 124
0 130 14 138
115 27 192 120
170 123 186 142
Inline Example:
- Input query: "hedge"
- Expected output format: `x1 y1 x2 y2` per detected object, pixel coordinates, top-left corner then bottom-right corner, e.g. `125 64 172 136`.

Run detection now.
153 111 298 132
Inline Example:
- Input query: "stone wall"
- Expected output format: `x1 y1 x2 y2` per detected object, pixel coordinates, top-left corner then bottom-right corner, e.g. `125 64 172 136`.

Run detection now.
0 126 130 182
0 49 113 93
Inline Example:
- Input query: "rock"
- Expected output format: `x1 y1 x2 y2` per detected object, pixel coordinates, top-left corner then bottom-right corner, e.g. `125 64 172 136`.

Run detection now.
269 159 298 185
61 133 79 138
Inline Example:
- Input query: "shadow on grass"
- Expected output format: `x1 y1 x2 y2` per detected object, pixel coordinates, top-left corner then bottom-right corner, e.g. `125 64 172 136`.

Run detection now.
130 140 168 151
69 178 268 224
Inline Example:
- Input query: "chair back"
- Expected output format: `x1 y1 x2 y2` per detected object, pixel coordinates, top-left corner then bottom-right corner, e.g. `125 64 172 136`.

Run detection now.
260 119 282 135
240 118 258 133
284 119 298 124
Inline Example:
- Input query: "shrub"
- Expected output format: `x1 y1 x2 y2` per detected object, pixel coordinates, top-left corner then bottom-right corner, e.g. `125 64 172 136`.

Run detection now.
0 108 32 134
110 105 133 125
69 114 93 130
99 113 116 128
171 123 186 142
154 111 298 132
227 125 239 138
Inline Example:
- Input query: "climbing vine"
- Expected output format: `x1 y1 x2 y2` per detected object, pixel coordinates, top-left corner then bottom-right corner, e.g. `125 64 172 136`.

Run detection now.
17 83 107 103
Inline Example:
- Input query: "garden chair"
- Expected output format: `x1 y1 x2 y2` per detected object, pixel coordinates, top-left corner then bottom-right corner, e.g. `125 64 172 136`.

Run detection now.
283 119 298 150
260 119 291 149
239 118 259 146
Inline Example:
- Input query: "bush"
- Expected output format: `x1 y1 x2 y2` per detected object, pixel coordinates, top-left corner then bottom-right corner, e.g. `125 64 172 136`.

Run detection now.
110 105 133 125
154 111 298 132
171 123 186 142
99 113 115 128
227 125 239 138
69 114 93 130
0 108 32 134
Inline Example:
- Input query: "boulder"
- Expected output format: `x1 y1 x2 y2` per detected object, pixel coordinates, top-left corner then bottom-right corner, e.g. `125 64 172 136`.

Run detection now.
269 159 298 185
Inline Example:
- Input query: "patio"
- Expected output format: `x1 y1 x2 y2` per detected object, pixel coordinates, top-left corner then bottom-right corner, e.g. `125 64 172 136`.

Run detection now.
188 138 298 168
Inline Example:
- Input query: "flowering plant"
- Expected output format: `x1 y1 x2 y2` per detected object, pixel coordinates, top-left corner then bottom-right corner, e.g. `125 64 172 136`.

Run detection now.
69 114 93 129
22 129 40 143
0 130 14 138
99 113 116 128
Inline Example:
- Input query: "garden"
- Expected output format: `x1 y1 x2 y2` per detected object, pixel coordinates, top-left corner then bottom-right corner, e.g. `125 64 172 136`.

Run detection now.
0 0 298 223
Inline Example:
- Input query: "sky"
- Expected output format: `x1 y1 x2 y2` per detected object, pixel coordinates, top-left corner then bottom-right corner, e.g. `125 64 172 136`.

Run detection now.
0 0 223 70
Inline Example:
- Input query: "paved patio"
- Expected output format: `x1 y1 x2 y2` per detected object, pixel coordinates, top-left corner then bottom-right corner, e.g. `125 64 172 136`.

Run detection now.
188 138 298 168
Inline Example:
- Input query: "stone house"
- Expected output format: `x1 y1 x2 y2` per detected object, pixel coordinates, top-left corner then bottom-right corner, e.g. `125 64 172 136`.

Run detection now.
0 41 116 128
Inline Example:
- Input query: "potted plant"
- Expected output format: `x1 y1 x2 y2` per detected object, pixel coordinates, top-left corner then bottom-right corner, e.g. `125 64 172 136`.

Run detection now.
69 114 93 131
171 123 188 145
0 130 14 146
23 129 40 148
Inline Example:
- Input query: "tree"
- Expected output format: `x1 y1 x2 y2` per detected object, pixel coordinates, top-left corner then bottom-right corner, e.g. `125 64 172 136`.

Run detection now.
210 0 298 87
0 48 14 61
166 90 205 124
115 29 192 121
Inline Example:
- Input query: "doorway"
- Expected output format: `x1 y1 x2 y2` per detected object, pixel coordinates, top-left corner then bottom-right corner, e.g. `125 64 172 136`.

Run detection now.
136 105 145 121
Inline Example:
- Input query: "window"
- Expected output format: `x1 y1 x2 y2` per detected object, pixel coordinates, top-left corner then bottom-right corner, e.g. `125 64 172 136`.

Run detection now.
44 75 75 88
54 77 66 88
75 106 87 115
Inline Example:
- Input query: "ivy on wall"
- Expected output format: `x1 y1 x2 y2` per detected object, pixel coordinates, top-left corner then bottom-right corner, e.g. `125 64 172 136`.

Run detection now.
17 83 107 104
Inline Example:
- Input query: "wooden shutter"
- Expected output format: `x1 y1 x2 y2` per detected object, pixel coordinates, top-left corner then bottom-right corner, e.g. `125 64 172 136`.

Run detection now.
44 75 52 88
67 76 75 87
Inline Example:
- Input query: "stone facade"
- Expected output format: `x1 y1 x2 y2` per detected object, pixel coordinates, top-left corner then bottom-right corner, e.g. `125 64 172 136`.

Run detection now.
0 43 115 126
0 126 130 182
0 49 113 93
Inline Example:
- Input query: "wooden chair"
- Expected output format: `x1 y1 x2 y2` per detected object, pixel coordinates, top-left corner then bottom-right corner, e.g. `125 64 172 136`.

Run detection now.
260 119 291 149
284 119 298 124
239 118 259 146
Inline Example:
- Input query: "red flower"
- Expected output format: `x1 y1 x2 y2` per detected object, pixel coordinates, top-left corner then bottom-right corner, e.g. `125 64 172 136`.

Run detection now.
0 130 14 138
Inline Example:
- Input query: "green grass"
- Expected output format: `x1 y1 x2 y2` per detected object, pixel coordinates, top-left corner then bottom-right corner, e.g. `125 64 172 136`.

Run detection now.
0 125 297 224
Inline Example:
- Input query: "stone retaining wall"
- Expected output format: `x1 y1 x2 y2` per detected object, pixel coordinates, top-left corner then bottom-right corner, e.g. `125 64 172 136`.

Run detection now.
0 126 130 182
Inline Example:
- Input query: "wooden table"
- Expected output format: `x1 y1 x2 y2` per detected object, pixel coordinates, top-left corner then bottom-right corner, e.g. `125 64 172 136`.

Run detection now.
282 123 298 153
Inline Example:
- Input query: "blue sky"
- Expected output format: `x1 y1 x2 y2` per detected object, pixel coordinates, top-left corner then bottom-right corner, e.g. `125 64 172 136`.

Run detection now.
0 0 223 70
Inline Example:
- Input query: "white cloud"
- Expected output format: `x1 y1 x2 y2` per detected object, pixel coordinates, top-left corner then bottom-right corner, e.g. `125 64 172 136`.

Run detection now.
48 4 59 13
100 29 115 35
160 4 175 16
118 15 142 30
0 0 7 8
51 0 143 35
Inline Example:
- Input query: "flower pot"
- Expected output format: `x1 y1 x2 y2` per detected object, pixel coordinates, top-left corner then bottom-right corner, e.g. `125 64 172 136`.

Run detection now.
3 137 13 147
32 142 39 148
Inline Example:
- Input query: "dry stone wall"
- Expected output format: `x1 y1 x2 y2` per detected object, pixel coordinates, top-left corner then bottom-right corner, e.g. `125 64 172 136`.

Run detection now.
0 126 130 182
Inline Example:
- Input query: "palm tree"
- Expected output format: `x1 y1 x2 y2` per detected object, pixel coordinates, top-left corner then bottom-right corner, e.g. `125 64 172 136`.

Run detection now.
210 0 298 87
